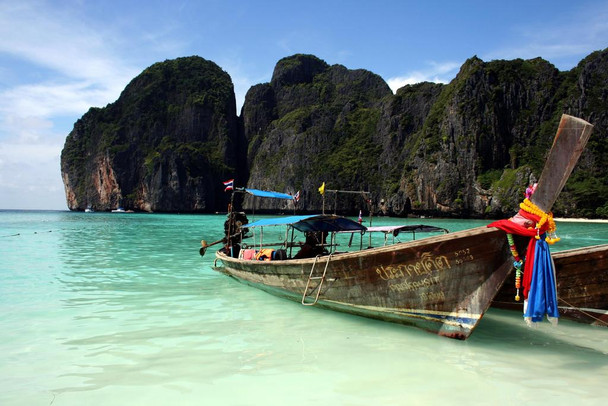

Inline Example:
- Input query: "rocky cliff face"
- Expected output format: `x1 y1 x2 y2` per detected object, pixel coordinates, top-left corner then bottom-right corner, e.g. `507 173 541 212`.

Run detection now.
61 50 608 217
396 56 565 218
240 52 608 217
61 56 243 212
242 54 392 211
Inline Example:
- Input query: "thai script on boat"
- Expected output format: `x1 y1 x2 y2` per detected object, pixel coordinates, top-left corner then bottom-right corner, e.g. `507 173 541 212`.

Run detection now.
375 252 451 281
419 290 445 301
388 275 441 293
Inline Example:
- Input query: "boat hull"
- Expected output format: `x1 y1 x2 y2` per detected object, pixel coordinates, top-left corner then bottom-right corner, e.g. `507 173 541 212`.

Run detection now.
493 244 608 326
214 226 514 339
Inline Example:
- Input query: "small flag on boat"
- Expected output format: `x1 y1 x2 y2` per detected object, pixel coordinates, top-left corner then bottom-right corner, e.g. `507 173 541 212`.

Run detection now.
294 190 300 202
223 179 234 191
358 210 362 223
318 182 325 195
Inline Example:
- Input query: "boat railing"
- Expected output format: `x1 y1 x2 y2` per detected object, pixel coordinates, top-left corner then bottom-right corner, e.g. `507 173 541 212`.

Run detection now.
240 240 341 261
236 224 448 260
242 241 288 249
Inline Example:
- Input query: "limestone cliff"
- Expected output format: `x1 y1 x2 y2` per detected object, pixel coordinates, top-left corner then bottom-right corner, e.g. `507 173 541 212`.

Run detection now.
241 52 608 217
61 56 243 212
242 54 392 211
61 50 608 217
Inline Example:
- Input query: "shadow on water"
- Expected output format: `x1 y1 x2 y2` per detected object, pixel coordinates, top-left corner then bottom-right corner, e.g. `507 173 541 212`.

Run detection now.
468 308 608 361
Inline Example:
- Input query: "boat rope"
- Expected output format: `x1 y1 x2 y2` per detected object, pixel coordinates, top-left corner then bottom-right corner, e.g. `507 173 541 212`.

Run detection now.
1 230 56 238
557 296 608 327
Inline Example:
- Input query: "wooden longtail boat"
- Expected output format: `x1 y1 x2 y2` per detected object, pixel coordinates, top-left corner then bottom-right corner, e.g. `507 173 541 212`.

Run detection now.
494 243 608 326
205 115 593 339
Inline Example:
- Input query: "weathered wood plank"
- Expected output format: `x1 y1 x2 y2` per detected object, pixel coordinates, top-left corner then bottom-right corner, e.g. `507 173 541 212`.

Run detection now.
531 115 594 212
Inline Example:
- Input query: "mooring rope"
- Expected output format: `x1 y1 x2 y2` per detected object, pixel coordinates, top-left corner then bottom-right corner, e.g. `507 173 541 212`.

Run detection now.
558 296 608 327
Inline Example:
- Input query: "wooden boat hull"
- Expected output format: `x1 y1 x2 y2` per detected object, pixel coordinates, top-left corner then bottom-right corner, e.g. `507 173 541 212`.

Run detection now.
493 244 608 326
214 226 515 340
208 115 594 338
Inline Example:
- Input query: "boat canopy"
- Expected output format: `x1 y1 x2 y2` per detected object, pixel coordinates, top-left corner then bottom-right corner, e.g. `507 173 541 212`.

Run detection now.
245 215 446 235
367 224 448 236
293 215 367 233
245 215 317 228
245 214 366 233
243 188 294 200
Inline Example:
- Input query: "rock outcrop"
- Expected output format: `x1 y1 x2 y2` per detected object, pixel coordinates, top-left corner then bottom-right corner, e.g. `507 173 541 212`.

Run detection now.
61 50 608 218
242 54 392 211
61 56 244 212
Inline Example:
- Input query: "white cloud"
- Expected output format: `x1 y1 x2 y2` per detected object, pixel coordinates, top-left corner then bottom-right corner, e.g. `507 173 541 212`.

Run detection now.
1 115 53 143
0 138 61 169
217 53 274 113
0 1 137 83
0 1 145 209
0 136 66 210
386 61 461 93
0 1 145 123
1 81 116 123
483 5 608 69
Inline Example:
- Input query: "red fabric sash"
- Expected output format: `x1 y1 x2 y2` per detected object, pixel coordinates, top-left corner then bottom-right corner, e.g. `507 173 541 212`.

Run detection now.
522 237 537 298
487 210 550 300
486 218 536 237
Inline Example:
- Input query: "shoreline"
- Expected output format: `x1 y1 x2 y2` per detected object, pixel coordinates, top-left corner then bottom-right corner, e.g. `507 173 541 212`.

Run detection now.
554 217 608 223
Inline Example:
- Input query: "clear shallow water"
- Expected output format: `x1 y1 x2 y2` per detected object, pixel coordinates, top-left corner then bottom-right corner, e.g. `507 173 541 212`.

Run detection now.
1 211 607 405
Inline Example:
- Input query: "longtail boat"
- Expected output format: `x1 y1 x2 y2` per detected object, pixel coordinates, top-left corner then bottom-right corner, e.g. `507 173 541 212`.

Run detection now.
494 243 608 326
202 115 593 339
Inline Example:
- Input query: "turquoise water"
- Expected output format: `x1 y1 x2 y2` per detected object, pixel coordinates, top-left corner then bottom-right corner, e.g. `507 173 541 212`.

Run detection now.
1 211 607 405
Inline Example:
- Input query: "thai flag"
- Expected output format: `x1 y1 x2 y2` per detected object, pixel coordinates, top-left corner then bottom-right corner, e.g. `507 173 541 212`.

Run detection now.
294 190 300 203
223 179 234 191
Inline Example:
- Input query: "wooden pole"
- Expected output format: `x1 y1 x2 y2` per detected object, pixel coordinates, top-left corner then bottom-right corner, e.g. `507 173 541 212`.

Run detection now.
530 114 594 212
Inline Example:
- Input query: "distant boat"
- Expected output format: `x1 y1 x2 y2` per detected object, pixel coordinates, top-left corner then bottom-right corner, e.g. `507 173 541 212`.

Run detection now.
202 115 594 340
85 206 94 213
111 208 126 213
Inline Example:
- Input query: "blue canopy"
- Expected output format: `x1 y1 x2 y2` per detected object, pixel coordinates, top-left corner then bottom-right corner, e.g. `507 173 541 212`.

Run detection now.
244 188 294 200
245 215 316 228
245 214 366 233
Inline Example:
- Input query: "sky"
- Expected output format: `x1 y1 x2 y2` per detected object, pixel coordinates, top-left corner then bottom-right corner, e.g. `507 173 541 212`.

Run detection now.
0 0 607 210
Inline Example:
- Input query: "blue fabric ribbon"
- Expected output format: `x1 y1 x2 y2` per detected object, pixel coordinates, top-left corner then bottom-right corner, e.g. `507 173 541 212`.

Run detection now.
524 238 560 322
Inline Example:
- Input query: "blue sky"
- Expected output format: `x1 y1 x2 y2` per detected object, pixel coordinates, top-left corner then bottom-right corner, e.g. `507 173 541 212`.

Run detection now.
1 0 607 210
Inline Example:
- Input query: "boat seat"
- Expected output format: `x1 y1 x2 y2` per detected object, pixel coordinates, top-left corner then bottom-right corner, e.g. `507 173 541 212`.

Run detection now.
240 249 257 260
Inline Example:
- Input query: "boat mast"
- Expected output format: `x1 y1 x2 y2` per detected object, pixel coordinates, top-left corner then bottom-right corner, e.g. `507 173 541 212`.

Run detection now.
325 189 373 247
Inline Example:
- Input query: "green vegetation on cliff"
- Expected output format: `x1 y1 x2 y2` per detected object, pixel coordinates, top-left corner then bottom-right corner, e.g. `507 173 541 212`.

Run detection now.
62 50 608 217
